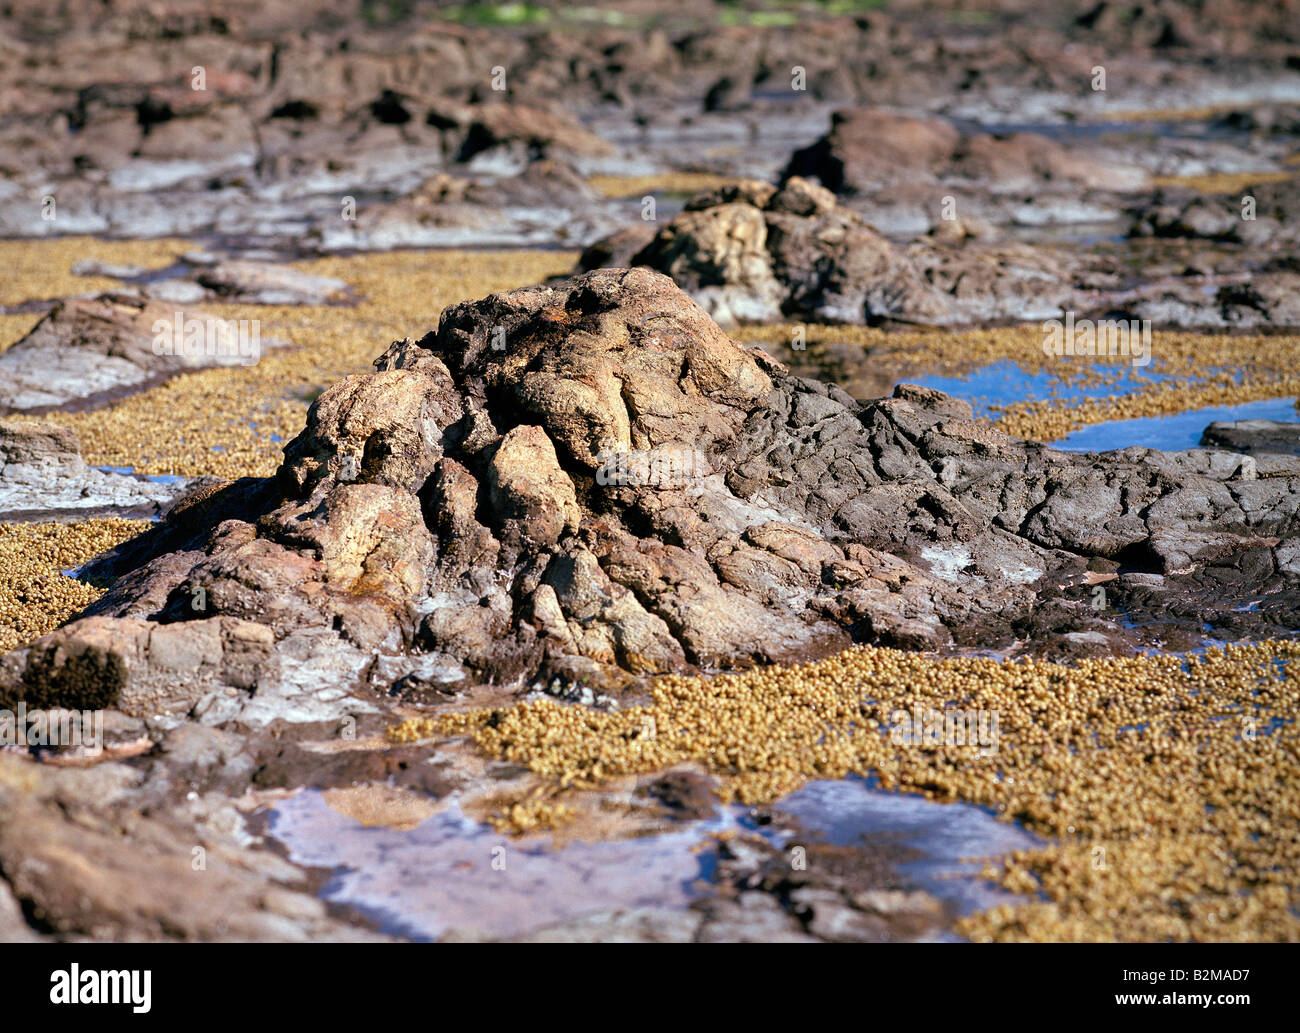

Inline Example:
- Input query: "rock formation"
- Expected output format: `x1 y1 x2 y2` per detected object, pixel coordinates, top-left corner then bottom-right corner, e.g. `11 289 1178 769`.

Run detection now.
582 177 1078 325
784 108 1149 197
6 268 1300 723
0 420 190 518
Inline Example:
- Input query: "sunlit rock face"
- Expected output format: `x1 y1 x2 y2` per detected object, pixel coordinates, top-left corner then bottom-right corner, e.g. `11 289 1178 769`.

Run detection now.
8 267 1300 720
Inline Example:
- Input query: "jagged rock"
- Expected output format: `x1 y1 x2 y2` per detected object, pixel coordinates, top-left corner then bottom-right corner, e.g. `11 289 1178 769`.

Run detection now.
0 419 189 517
0 293 273 414
587 177 1076 325
8 269 1300 719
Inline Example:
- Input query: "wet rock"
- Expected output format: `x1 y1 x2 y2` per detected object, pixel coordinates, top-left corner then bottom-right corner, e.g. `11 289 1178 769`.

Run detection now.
0 293 271 414
707 833 944 942
192 260 349 306
7 269 1300 717
0 419 188 518
1202 418 1300 457
250 741 465 797
695 892 818 943
322 160 619 251
102 255 346 308
639 768 720 820
1201 419 1300 477
458 906 703 943
72 258 146 279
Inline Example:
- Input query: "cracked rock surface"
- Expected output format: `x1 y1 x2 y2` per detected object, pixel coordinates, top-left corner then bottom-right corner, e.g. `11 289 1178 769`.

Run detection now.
6 267 1300 721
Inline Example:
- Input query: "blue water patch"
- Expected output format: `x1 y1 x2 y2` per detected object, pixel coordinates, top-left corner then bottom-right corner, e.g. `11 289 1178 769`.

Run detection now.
94 465 187 485
905 359 1168 419
1052 397 1300 453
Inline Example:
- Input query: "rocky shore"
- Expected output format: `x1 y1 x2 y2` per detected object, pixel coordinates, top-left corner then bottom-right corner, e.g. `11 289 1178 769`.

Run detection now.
1 0 1298 944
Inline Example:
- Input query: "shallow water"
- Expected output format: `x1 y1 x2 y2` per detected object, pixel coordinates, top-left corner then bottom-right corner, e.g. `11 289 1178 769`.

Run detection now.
1052 396 1299 452
906 359 1170 417
903 362 1298 453
267 789 729 940
92 464 187 484
265 775 1039 941
770 776 1041 919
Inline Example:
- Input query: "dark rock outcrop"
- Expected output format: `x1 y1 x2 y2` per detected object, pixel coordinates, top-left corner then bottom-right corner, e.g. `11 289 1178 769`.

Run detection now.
1203 419 1300 457
783 108 1148 197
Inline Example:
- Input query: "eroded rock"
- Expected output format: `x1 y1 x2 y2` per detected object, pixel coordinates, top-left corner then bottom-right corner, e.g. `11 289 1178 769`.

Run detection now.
0 752 385 941
319 160 619 251
785 107 1148 197
9 269 1300 719
585 177 1077 324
